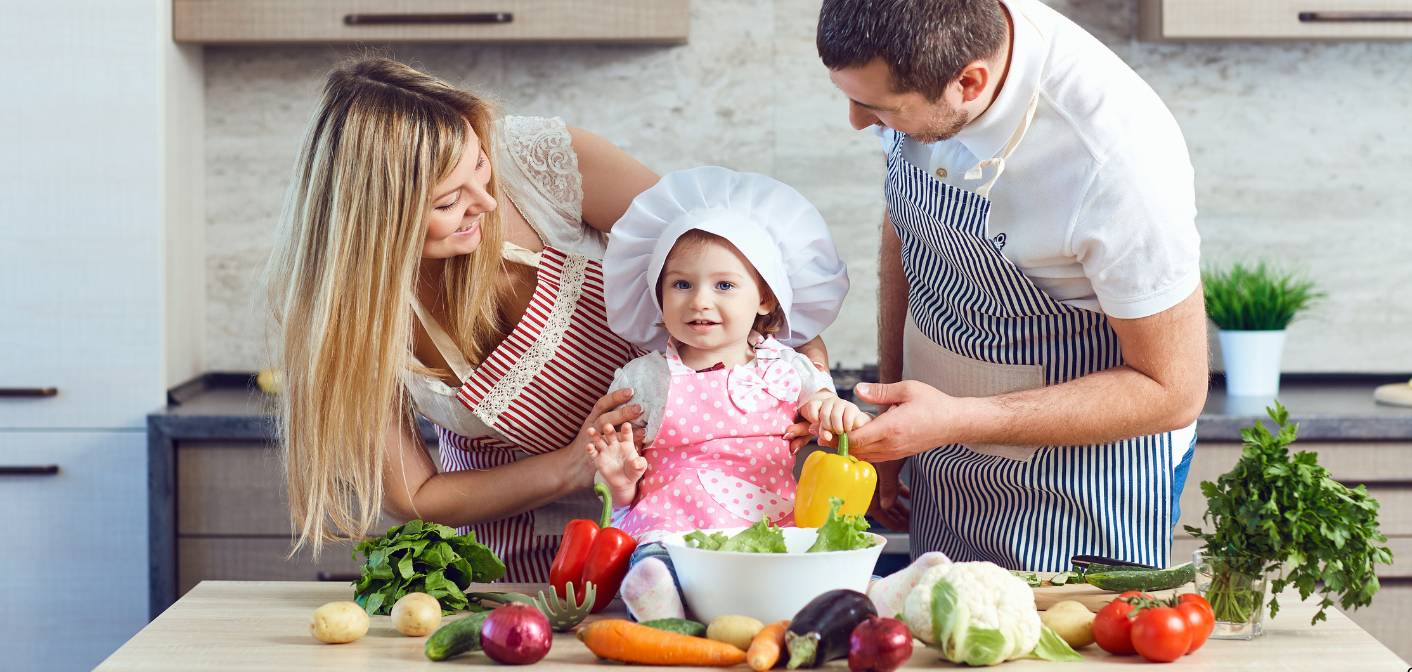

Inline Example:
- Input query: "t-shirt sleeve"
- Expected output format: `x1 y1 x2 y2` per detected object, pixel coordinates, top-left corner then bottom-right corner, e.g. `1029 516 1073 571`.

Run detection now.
1068 148 1201 320
608 352 670 445
781 348 836 404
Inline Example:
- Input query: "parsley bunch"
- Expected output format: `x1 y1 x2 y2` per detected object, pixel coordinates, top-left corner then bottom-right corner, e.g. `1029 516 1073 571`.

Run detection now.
1186 402 1393 625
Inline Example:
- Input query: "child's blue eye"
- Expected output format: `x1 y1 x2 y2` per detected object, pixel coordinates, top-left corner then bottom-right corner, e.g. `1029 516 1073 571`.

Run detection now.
715 281 735 291
672 280 691 290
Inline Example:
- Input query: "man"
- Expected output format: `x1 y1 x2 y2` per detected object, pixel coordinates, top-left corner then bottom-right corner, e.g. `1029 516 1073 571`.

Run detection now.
820 0 1208 570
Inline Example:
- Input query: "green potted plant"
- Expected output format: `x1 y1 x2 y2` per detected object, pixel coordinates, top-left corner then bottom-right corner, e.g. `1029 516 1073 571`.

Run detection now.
1186 402 1392 639
1202 261 1322 397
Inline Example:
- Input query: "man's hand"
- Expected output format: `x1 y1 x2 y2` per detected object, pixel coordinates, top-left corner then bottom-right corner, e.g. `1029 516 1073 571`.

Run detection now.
846 381 960 462
868 460 911 531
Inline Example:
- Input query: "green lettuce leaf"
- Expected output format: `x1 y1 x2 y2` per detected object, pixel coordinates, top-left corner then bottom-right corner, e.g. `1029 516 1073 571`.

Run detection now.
719 519 788 553
806 497 874 552
684 530 728 550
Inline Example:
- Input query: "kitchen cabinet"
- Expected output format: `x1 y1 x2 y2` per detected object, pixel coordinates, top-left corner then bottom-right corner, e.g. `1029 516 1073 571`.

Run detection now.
1173 440 1412 662
1 1 203 669
0 432 149 671
171 440 402 595
1139 0 1412 40
173 0 689 44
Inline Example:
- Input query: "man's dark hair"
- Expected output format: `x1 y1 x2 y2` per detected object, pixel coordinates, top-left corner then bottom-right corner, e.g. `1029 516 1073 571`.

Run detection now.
818 0 1008 100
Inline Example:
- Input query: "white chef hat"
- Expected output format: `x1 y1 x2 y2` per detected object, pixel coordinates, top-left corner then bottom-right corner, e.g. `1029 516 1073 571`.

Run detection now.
604 166 849 351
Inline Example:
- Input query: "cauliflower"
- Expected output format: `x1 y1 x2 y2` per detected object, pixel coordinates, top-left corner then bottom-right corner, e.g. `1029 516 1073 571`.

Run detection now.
900 561 1042 666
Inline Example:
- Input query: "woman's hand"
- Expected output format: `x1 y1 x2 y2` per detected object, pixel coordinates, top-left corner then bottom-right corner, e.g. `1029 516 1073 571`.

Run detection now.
559 388 645 488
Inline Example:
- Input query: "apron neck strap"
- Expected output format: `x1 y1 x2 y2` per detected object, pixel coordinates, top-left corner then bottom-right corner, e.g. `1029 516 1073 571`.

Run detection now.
502 241 542 268
410 296 475 380
969 92 1041 199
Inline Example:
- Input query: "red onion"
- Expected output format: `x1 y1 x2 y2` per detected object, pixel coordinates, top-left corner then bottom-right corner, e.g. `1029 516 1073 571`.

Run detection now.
848 616 913 672
480 604 552 665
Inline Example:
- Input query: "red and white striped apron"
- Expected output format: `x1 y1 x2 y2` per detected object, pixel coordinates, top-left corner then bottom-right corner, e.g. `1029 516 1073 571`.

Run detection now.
443 245 643 582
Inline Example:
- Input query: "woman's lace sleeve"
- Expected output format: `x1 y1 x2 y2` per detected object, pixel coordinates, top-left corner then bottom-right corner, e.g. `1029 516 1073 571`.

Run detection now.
502 115 584 224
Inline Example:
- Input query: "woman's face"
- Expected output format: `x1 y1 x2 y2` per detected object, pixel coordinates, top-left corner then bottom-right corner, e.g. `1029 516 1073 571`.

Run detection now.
422 126 497 260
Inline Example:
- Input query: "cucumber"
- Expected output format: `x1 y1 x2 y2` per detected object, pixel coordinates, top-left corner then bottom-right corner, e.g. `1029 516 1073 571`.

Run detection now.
425 611 491 661
1010 570 1042 587
1049 572 1075 586
641 617 707 637
1081 562 1149 575
1086 563 1196 592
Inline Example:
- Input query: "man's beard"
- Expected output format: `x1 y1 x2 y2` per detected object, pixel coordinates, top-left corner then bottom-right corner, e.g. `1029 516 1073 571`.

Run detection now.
910 105 970 144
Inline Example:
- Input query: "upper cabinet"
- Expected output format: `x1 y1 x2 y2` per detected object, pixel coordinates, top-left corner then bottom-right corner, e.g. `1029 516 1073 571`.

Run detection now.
173 0 689 44
1140 0 1412 40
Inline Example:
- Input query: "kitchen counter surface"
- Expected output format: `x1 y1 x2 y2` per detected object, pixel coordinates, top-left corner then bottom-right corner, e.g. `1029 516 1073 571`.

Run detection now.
98 580 1408 671
151 372 1412 442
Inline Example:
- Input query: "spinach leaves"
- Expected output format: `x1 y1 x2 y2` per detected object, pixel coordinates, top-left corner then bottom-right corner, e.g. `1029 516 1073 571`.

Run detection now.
352 520 505 615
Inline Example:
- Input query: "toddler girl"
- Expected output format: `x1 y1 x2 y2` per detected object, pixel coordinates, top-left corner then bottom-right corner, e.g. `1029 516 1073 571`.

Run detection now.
594 166 868 619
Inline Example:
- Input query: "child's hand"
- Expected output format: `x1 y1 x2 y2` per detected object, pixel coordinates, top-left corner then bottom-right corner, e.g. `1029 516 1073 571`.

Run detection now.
585 422 648 508
797 392 871 444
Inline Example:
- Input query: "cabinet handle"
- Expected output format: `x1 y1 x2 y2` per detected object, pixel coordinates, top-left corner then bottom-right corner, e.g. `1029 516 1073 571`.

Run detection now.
1299 11 1412 22
0 465 60 476
0 387 58 398
343 12 513 26
316 571 360 582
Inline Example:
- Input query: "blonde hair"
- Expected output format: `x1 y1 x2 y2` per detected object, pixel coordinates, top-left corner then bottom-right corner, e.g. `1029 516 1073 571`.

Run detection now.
660 230 787 337
266 58 507 555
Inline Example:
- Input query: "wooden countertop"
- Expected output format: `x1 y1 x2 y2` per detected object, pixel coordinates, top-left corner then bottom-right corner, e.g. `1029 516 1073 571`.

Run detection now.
98 581 1408 670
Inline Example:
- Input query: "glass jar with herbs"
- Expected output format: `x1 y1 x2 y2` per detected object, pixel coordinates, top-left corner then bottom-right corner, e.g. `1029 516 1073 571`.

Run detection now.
1186 402 1392 639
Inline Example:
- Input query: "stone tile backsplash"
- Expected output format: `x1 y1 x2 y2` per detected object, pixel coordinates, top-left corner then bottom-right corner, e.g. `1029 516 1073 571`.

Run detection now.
206 1 1412 373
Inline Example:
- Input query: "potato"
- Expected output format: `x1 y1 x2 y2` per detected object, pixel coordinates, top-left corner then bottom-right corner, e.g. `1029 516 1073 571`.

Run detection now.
310 601 370 644
706 614 764 650
391 592 443 637
1040 600 1095 649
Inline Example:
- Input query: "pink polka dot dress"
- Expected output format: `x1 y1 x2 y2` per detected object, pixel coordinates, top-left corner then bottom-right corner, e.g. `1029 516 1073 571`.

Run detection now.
618 338 806 542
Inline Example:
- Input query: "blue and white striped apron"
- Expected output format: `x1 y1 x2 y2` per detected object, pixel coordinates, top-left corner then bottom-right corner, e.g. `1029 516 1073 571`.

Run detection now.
887 96 1174 572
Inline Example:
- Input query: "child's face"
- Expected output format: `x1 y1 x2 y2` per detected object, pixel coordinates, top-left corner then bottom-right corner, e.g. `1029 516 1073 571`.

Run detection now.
659 239 773 355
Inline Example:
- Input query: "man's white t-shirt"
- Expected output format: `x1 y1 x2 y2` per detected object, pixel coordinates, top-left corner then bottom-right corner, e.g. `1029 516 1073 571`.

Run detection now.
875 0 1200 461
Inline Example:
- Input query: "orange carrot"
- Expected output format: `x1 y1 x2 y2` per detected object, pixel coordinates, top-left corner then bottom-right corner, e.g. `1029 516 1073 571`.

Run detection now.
578 619 748 667
747 620 789 671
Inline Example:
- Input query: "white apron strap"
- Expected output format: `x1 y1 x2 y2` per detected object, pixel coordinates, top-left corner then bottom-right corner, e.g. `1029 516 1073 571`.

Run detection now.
966 93 1042 199
501 240 542 268
409 297 474 381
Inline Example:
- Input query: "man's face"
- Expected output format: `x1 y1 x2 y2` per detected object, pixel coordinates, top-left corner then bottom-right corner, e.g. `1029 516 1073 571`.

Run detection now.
829 58 970 144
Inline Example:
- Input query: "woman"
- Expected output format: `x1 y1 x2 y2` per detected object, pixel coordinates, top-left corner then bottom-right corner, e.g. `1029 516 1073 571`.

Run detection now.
266 58 666 582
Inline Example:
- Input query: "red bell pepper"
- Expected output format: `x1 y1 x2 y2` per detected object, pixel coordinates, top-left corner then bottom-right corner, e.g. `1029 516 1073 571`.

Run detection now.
548 482 637 613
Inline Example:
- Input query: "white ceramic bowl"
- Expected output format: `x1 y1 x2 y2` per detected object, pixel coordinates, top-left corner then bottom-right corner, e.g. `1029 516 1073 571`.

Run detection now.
661 527 885 624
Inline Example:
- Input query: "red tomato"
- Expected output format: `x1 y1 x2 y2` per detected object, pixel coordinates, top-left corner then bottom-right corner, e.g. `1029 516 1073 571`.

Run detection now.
1131 606 1192 663
1176 595 1215 654
1093 598 1138 655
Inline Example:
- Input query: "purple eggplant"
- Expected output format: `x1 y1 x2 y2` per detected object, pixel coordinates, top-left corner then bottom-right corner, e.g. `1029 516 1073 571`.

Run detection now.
785 589 878 669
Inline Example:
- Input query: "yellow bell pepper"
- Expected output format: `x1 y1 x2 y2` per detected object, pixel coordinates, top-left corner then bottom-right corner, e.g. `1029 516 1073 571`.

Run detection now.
793 434 878 527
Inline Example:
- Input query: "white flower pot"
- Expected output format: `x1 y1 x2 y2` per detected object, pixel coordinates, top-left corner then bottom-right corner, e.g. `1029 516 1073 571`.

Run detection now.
1218 330 1287 398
